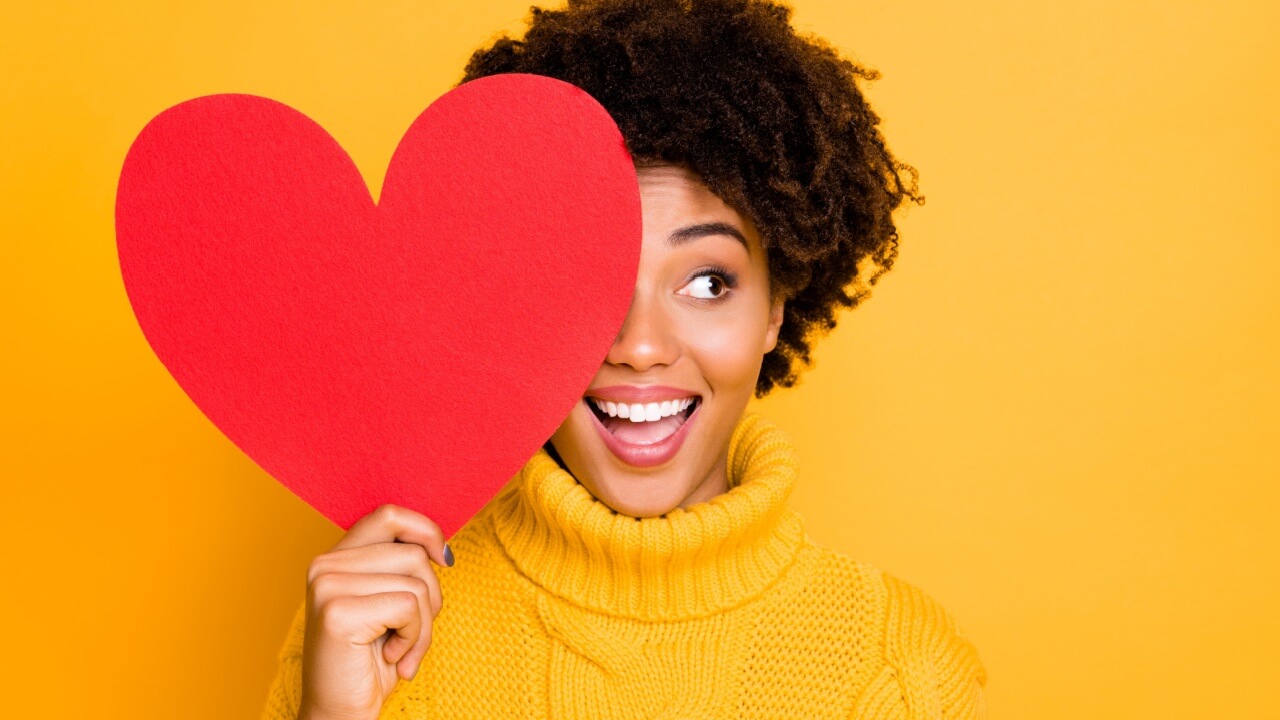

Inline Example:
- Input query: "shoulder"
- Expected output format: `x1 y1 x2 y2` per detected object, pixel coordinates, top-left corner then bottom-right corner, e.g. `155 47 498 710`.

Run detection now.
802 538 989 718
432 489 528 603
879 568 986 679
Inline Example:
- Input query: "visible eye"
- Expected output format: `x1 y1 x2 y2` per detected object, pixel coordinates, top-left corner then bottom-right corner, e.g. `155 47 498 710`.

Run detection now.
677 267 738 301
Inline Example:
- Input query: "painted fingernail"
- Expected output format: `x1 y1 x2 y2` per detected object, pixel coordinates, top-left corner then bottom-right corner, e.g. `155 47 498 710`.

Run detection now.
443 542 455 567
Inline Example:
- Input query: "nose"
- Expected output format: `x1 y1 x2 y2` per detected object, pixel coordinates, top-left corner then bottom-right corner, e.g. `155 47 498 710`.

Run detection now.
604 287 679 372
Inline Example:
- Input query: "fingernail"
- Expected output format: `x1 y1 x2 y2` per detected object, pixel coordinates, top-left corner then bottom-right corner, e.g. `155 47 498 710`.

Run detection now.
443 542 455 567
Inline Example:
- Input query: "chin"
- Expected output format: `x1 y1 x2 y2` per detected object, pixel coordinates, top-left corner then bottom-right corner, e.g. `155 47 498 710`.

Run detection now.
547 386 732 515
589 476 693 518
550 398 709 518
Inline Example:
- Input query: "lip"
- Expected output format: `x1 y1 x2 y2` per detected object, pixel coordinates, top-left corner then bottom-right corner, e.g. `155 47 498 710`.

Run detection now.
584 384 701 404
584 393 702 468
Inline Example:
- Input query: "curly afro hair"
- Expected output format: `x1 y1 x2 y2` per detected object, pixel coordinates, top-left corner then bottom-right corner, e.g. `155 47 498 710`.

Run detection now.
459 0 922 397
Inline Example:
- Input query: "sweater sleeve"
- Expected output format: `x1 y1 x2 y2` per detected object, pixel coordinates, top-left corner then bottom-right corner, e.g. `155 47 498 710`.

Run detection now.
259 598 309 720
852 572 988 719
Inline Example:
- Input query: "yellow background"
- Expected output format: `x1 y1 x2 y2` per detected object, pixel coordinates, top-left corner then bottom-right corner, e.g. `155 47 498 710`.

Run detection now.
3 1 1277 717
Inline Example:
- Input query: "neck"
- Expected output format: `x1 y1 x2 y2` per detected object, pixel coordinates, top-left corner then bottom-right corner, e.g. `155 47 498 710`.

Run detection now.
677 442 731 509
494 411 806 621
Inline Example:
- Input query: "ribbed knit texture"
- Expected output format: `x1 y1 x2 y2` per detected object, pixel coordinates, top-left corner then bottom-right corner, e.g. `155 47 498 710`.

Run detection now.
260 411 987 719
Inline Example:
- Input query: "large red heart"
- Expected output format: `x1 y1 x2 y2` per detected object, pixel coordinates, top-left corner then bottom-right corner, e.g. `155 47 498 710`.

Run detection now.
116 74 641 538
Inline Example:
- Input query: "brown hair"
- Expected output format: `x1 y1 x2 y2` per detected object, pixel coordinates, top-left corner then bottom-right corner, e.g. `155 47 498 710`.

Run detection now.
461 0 922 396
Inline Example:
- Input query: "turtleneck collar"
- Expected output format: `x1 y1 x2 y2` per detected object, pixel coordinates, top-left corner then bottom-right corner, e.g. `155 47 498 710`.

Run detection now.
492 411 806 622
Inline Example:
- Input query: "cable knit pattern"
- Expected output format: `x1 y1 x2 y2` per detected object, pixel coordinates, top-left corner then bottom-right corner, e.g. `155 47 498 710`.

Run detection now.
260 411 987 719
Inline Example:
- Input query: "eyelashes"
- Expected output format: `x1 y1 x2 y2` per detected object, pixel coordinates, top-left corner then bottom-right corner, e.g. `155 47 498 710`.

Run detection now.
682 265 739 301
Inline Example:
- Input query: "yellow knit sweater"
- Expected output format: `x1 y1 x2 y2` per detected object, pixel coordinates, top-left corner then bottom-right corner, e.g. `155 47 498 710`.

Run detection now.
260 412 987 719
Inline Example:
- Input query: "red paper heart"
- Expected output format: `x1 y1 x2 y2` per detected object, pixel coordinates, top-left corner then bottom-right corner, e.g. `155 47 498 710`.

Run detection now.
116 74 641 538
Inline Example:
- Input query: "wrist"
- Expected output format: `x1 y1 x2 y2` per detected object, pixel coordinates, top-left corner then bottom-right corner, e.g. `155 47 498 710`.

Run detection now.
297 704 340 720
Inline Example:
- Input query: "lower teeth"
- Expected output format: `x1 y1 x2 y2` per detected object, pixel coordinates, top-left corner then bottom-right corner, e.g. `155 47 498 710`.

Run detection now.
593 400 697 446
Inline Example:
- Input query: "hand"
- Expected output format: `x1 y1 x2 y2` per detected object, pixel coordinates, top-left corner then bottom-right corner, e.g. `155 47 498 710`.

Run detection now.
296 504 451 720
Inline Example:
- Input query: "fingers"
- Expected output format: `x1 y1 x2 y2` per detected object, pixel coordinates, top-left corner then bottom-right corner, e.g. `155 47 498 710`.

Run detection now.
309 543 443 616
332 504 451 569
306 504 450 685
310 572 434 673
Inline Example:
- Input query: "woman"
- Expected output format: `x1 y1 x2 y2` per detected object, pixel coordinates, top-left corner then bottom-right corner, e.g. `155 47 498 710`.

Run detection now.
261 1 987 718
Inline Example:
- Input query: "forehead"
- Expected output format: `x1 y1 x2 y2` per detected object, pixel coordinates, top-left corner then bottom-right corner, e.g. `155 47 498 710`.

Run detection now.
636 165 731 213
635 165 761 252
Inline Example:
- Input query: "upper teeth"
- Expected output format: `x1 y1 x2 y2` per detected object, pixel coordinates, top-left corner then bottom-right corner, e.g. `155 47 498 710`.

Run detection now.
589 397 696 423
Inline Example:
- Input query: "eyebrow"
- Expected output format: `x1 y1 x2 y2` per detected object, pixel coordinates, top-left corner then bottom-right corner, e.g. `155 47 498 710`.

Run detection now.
667 222 750 254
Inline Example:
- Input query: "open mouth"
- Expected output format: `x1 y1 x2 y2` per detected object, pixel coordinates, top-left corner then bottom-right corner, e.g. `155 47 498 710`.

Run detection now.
585 395 701 446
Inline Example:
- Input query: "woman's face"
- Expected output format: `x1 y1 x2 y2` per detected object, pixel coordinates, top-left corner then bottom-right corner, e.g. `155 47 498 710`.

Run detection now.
548 164 785 518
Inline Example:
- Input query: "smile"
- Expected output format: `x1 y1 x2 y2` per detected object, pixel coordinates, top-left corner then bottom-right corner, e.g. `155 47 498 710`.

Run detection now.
583 394 702 468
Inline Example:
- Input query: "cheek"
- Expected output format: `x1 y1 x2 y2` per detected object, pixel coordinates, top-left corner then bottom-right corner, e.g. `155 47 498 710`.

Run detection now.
681 311 768 390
